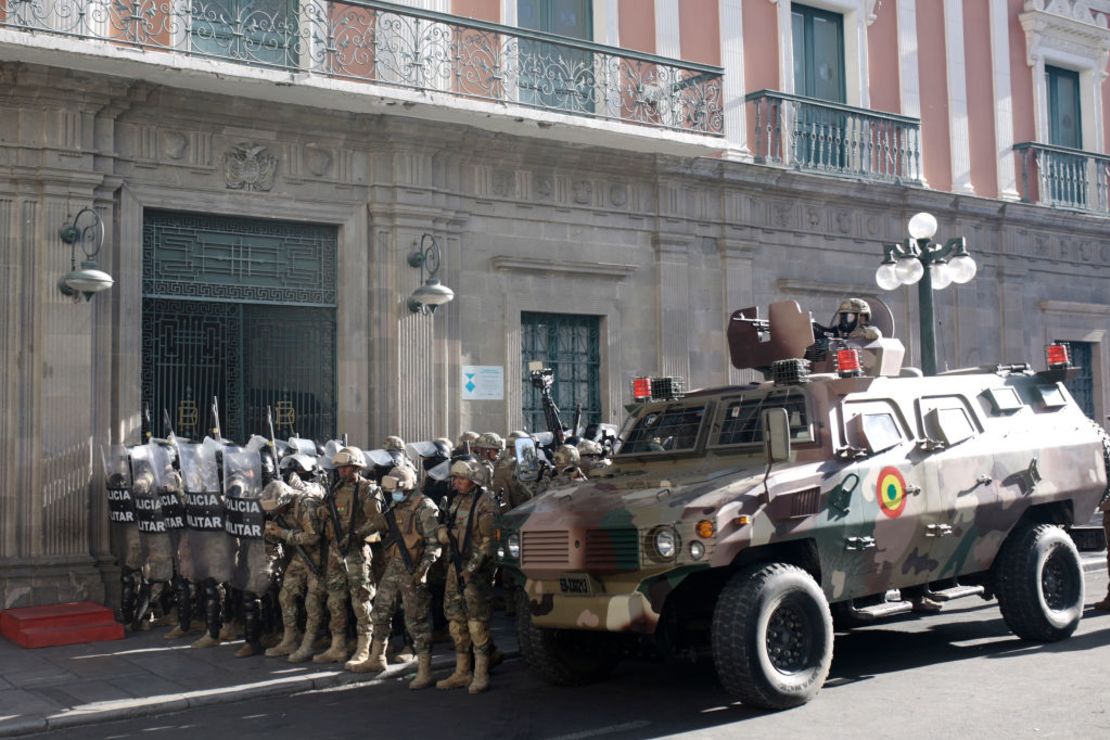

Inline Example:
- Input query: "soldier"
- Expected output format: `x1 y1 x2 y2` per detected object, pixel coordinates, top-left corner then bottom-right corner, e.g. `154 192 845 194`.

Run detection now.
830 297 882 342
103 445 142 627
131 442 181 631
576 439 611 477
473 433 503 490
492 431 537 512
356 466 441 686
544 444 588 490
436 458 500 694
313 447 384 669
1095 497 1110 611
455 431 480 457
263 453 326 658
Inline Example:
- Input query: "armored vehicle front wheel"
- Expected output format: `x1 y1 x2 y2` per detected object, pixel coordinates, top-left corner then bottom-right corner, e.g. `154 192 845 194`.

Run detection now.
994 523 1084 642
711 563 833 710
516 606 620 686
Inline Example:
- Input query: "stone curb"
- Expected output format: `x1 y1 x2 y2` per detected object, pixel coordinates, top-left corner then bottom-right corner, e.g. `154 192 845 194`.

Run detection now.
0 650 520 738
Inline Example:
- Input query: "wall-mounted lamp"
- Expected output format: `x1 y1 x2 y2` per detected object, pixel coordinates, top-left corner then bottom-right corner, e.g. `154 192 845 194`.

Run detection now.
406 233 454 314
58 207 114 302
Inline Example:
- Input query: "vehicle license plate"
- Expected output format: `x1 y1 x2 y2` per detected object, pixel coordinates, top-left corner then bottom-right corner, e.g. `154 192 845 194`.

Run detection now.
559 573 592 596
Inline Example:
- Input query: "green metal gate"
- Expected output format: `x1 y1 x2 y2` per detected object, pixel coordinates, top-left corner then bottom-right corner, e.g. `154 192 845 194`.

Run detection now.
521 312 601 434
141 210 337 442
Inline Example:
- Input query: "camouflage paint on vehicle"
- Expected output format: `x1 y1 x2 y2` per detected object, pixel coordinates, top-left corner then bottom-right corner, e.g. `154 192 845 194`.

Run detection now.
497 301 1108 637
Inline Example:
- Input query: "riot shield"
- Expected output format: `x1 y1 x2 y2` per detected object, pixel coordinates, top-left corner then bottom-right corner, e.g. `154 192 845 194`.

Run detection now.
102 444 141 570
179 441 232 583
224 446 272 594
514 437 542 483
130 444 175 582
288 437 317 457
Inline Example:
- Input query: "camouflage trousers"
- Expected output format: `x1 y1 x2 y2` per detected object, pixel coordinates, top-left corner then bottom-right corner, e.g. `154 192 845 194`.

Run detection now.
324 544 375 637
281 552 324 629
443 564 494 655
371 558 432 652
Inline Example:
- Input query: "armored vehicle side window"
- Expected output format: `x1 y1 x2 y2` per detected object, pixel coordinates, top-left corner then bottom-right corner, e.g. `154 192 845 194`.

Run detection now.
1036 383 1068 409
842 399 908 454
619 404 707 455
984 386 1024 414
714 391 810 447
918 396 979 447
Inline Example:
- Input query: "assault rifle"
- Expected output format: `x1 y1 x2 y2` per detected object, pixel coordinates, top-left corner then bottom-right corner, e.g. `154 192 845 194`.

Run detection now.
210 396 223 442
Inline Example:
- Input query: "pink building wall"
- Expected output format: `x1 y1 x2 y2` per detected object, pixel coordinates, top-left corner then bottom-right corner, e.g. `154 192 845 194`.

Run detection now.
1008 0 1035 199
452 0 499 22
743 0 779 153
964 0 997 197
619 0 655 53
679 0 720 65
868 4 900 114
917 1 952 192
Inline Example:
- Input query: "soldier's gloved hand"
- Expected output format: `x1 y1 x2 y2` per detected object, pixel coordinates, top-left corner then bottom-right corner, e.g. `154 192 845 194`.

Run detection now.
264 521 284 540
412 564 430 586
436 526 450 546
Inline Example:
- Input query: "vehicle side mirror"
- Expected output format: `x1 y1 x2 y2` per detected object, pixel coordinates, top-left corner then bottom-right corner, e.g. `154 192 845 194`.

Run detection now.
515 437 540 483
762 408 791 463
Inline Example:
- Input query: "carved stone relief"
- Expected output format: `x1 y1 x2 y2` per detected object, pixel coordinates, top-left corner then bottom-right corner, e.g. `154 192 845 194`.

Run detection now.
224 142 277 192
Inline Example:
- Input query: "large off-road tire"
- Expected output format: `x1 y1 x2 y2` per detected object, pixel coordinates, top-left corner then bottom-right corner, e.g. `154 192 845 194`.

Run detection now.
994 523 1084 642
516 606 620 686
711 563 833 710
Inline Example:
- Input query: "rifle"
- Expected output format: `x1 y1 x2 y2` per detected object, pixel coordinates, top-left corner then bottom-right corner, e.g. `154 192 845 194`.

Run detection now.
325 475 349 573
382 506 416 575
162 408 176 443
142 404 153 442
210 396 222 442
571 403 582 440
273 509 322 579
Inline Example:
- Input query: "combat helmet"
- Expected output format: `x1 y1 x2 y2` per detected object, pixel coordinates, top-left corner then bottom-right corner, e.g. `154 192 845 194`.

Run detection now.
475 432 505 452
576 439 603 457
507 430 529 442
553 444 580 467
332 446 367 469
281 452 317 475
381 465 417 492
456 430 480 450
449 458 485 484
383 435 406 451
260 481 296 512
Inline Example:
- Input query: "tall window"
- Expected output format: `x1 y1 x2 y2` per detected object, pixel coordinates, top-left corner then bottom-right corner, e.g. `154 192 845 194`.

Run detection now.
518 0 594 113
1045 65 1086 206
791 3 846 169
1056 340 1096 419
521 312 601 435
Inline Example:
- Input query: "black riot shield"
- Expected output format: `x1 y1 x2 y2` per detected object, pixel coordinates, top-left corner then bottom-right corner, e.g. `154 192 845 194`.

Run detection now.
102 444 142 571
179 439 233 583
130 443 175 582
224 446 272 594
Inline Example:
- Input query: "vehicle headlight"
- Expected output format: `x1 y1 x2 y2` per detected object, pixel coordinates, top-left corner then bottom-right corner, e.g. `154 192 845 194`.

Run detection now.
689 541 705 561
652 527 677 560
497 546 506 559
507 533 521 559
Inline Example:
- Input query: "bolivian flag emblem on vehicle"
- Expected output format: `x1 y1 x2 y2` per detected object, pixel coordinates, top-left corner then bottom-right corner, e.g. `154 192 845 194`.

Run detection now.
877 467 907 519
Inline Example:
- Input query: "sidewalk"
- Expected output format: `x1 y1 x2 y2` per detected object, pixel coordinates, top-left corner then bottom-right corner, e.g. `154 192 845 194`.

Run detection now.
0 613 519 737
1 553 1106 738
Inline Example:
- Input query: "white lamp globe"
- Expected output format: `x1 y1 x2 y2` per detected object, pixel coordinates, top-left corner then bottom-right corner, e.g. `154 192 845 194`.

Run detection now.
908 212 938 241
875 262 901 291
947 254 977 284
895 256 924 284
929 260 953 290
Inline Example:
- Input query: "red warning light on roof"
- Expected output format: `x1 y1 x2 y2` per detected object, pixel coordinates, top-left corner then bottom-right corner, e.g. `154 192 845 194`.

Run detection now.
836 348 862 377
1046 343 1070 369
632 377 652 401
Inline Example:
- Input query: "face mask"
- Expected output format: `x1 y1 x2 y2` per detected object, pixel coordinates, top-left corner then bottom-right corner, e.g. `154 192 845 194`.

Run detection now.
391 491 406 503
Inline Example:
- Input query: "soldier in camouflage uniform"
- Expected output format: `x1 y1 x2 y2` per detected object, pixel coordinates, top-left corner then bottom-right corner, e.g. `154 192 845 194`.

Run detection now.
576 439 611 477
543 444 588 491
354 466 441 686
312 447 384 668
473 433 503 492
436 458 500 694
492 431 538 511
262 453 326 658
455 431 480 458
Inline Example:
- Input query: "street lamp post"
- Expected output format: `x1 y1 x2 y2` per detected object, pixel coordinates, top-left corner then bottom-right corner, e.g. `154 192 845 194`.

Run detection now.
874 212 977 376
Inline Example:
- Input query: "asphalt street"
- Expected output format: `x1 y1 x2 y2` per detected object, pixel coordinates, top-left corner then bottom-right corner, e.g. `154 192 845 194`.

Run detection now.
39 571 1110 740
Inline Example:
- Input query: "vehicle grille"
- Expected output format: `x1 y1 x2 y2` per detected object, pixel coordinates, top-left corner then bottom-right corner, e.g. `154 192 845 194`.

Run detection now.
521 530 569 567
584 528 640 571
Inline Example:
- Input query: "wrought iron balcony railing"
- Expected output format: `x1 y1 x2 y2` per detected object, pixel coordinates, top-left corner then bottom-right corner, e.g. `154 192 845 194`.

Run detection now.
1013 142 1110 214
746 90 922 184
0 0 723 135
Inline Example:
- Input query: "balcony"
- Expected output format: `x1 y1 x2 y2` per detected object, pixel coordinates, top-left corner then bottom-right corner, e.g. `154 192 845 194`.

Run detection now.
746 90 923 184
1013 142 1110 214
0 0 723 140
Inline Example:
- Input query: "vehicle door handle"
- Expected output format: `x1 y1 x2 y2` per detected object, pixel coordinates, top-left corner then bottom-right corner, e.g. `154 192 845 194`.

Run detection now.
845 536 876 551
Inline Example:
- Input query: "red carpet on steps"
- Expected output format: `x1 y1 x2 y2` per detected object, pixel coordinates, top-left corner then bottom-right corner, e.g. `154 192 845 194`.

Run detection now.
0 601 124 648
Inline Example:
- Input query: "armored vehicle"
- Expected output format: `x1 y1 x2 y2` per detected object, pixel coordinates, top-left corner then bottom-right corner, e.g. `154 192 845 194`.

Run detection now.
496 301 1110 709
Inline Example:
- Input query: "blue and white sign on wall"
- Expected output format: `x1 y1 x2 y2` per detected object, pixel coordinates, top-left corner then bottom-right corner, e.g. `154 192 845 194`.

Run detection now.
461 365 504 401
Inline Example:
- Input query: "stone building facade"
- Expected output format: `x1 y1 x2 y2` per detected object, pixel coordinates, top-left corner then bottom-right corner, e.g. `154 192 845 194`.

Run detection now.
1 0 1108 607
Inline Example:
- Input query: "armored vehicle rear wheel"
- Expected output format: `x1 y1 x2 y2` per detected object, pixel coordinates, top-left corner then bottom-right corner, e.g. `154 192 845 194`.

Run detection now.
994 523 1084 642
516 607 620 686
711 563 833 710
